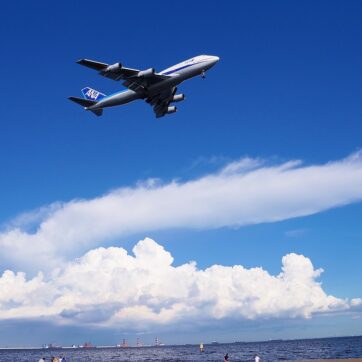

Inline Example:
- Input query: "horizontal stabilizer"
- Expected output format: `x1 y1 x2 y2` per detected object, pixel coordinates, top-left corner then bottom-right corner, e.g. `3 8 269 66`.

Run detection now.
90 109 103 116
68 96 97 107
68 97 103 117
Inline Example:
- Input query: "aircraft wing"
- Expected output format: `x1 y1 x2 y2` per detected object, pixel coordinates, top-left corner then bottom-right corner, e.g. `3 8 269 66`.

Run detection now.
146 87 177 118
77 59 170 93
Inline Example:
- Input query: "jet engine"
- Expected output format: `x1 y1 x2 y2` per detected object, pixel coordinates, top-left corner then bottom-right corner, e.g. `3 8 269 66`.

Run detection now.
106 62 122 72
138 68 155 77
167 106 177 114
172 94 185 102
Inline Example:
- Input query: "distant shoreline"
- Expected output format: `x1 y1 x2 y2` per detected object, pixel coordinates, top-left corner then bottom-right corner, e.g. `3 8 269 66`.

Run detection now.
0 335 361 350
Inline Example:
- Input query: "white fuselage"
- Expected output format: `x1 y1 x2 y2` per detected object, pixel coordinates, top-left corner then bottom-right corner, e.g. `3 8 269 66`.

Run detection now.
91 55 219 110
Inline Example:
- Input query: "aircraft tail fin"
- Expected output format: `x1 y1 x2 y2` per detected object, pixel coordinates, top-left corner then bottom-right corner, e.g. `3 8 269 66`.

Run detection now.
68 96 103 117
81 87 106 101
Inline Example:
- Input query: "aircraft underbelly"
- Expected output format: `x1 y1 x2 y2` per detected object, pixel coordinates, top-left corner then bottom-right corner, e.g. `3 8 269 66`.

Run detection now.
91 65 205 109
148 76 181 96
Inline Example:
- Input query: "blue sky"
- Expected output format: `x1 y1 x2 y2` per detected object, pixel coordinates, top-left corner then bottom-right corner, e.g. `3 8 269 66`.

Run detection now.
0 0 362 347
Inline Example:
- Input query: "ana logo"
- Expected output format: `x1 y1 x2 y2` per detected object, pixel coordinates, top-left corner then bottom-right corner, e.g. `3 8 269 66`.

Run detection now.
86 89 99 99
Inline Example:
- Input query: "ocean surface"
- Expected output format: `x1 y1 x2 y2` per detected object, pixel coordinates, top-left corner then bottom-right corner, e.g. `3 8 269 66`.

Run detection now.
0 336 361 362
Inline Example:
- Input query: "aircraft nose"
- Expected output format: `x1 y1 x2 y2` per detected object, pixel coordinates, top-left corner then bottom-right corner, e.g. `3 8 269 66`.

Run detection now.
210 56 220 65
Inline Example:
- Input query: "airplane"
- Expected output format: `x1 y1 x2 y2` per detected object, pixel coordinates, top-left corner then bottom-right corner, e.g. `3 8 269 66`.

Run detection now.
68 55 219 118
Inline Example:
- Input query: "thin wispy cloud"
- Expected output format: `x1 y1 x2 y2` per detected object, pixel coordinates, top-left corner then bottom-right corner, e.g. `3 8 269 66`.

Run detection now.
285 228 309 238
1 152 362 271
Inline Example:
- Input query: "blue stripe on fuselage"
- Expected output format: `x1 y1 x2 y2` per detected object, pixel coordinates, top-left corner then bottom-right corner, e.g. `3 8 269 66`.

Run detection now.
100 89 128 101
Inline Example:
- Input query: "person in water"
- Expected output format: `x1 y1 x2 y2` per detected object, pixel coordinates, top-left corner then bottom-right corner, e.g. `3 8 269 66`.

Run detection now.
255 355 261 362
224 353 229 361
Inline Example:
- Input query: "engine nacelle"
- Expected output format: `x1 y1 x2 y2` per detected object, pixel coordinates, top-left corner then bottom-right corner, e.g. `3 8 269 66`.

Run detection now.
106 62 122 72
172 94 185 102
138 68 155 77
167 106 177 114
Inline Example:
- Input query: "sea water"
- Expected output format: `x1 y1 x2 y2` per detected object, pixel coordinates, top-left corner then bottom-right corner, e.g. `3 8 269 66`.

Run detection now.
0 336 361 362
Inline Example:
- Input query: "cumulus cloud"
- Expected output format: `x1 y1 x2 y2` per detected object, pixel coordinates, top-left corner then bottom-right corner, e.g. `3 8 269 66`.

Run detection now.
0 238 359 329
2 152 362 271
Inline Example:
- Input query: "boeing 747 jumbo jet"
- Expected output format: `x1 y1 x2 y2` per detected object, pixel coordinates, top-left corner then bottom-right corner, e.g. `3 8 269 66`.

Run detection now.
69 55 219 118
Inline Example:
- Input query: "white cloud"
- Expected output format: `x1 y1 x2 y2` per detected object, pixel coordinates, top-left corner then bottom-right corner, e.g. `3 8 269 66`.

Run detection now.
0 238 358 329
1 152 362 271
